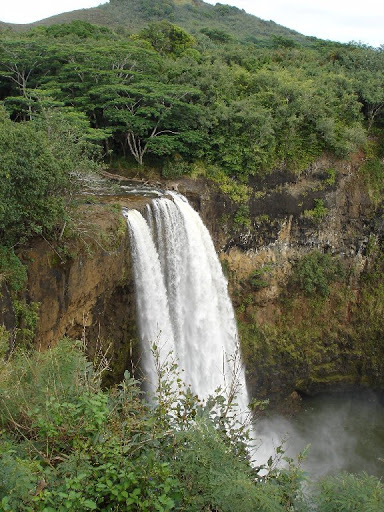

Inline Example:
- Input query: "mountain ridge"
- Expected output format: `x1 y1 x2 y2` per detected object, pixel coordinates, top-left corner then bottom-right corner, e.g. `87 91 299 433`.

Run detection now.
0 0 309 46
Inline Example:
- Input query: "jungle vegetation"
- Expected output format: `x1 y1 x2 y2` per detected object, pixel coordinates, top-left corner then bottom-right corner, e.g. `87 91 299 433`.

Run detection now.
1 339 383 511
1 9 383 286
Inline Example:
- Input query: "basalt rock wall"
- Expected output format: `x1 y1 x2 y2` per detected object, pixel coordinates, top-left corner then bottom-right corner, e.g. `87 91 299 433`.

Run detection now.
170 153 384 406
1 202 147 383
1 154 383 403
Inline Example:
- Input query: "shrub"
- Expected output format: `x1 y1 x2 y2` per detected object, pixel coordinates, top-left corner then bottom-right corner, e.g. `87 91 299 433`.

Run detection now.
12 299 40 348
315 472 384 512
0 247 27 292
0 340 309 511
234 205 251 229
249 264 274 291
292 251 345 297
207 167 251 203
303 199 328 222
162 155 192 178
360 157 384 203
0 338 91 429
0 439 43 512
173 420 306 512
2 341 379 511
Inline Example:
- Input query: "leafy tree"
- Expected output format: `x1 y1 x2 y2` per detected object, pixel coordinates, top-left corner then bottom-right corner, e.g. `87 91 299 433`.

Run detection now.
200 27 233 43
0 18 382 178
0 41 45 98
139 0 175 20
356 70 384 131
330 44 384 131
138 21 196 58
0 40 53 120
271 35 298 49
91 81 203 164
209 97 276 176
37 41 164 141
0 105 100 247
42 20 117 41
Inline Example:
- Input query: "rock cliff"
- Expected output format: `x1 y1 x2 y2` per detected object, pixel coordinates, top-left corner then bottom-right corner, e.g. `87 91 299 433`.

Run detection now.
169 152 384 404
2 201 147 383
1 152 384 404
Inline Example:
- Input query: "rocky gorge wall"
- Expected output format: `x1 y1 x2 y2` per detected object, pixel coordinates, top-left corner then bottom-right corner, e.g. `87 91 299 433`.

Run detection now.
170 151 384 406
0 201 147 384
1 152 384 406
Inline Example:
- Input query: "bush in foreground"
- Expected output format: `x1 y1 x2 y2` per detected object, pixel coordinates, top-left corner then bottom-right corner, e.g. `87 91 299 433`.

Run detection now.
0 340 383 511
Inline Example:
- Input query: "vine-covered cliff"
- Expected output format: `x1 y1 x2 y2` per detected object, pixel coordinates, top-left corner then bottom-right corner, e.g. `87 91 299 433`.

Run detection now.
170 150 384 404
2 148 384 406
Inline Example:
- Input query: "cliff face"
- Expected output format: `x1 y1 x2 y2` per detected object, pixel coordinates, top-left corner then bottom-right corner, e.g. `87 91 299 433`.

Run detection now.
1 153 383 403
170 152 384 404
2 202 146 383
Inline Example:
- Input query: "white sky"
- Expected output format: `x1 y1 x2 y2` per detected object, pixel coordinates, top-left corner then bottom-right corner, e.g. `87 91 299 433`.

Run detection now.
0 0 383 48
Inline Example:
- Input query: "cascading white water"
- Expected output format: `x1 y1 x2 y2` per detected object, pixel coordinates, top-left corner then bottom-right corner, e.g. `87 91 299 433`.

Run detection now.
125 193 250 419
123 209 176 394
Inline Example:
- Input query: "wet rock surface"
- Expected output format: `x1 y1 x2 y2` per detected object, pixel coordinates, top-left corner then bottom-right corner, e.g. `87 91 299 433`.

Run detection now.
1 155 384 402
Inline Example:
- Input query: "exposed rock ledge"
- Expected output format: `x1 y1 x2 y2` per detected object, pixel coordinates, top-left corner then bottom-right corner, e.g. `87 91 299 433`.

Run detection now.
11 200 149 383
1 152 384 403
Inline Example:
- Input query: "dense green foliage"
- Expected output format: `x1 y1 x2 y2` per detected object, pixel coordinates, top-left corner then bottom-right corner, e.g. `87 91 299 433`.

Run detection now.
1 6 384 509
315 473 384 512
138 20 196 57
1 18 383 180
0 103 101 293
1 341 383 511
0 107 100 247
0 247 27 292
292 251 345 297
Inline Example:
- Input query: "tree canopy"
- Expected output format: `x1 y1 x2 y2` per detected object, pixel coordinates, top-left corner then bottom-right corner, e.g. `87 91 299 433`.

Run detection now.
0 19 383 249
0 105 101 247
1 21 383 177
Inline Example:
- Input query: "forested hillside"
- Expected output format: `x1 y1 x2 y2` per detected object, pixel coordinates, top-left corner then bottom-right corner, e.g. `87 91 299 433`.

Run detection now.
1 9 383 252
0 0 307 46
1 14 383 179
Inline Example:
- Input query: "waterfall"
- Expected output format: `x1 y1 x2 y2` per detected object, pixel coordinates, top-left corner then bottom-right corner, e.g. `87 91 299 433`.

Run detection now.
123 208 176 393
124 193 250 418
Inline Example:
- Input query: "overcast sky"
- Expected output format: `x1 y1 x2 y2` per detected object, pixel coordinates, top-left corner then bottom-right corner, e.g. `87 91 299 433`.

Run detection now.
1 0 383 48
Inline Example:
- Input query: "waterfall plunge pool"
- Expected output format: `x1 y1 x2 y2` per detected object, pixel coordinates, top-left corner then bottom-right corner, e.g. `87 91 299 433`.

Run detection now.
254 389 384 480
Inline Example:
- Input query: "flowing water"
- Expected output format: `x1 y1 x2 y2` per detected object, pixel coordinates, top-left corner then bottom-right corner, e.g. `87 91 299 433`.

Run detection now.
124 193 250 419
123 208 176 392
124 192 384 478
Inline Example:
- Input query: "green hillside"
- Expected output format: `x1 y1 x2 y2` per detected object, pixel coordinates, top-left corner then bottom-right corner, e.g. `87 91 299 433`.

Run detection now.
0 0 308 46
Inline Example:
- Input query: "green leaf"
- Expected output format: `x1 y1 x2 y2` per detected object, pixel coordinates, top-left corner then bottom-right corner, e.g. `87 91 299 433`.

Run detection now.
83 499 97 510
